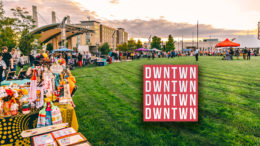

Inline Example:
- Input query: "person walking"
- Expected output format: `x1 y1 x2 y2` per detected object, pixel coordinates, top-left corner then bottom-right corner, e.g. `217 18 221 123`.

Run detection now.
78 53 83 67
152 52 155 60
195 49 199 61
247 48 251 60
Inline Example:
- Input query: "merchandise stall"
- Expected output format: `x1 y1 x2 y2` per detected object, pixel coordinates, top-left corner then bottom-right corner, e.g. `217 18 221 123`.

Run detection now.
0 57 82 145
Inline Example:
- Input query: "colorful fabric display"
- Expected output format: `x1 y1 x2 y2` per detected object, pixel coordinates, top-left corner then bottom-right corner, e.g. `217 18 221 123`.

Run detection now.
37 103 47 128
50 102 62 125
45 102 52 126
43 70 53 95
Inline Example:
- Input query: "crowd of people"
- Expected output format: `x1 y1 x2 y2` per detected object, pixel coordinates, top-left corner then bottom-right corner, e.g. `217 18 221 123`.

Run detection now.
0 46 25 81
0 46 258 82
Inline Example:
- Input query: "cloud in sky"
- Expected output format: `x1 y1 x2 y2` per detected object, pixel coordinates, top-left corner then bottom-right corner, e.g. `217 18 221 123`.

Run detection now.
109 0 119 4
103 19 252 39
3 0 98 25
2 0 255 39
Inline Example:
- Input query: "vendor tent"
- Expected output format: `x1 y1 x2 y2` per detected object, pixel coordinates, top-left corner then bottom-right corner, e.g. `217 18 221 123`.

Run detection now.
53 48 73 52
233 35 260 48
135 48 149 52
182 49 192 52
215 38 240 47
150 48 162 52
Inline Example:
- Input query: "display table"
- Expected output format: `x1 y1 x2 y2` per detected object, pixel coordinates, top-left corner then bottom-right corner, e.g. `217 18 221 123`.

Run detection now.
1 79 31 86
0 104 78 146
0 109 39 145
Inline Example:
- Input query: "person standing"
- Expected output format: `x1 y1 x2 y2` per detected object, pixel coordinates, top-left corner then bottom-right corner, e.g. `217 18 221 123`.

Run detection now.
131 52 134 60
195 49 199 61
2 46 13 71
0 54 7 82
235 49 240 60
78 53 83 67
11 48 18 71
83 52 87 66
152 52 155 60
29 51 35 67
230 48 234 60
243 48 247 60
247 48 251 60
18 54 25 69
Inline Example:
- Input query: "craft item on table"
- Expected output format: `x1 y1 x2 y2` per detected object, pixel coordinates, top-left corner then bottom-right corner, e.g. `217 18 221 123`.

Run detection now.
32 133 57 146
5 89 13 97
0 100 3 117
36 88 44 109
21 123 68 138
20 88 29 103
55 103 78 131
50 64 63 74
60 81 75 108
29 69 37 103
36 66 43 82
56 132 87 146
51 127 76 139
22 100 31 114
43 68 54 95
37 103 47 128
45 101 53 126
3 101 11 116
54 73 61 90
13 89 19 98
10 99 19 116
0 88 8 98
50 101 62 125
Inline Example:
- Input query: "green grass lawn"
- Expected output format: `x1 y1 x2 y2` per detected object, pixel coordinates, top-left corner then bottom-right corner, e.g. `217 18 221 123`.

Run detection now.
72 56 260 145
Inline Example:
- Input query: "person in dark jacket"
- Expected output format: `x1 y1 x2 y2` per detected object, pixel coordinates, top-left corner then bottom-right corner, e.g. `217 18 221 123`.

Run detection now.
78 53 83 67
247 48 251 60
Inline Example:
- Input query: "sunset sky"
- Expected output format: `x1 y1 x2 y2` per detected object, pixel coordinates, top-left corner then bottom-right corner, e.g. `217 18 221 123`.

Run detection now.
2 0 259 40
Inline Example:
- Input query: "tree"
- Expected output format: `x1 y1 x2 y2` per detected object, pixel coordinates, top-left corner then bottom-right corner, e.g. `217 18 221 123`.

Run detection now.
46 43 53 52
128 38 136 51
136 39 143 49
117 42 128 51
11 7 40 55
165 35 175 52
98 42 110 55
0 1 17 50
151 36 161 50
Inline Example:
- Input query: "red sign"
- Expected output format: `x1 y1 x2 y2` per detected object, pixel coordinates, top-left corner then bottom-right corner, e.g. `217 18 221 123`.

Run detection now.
143 65 198 122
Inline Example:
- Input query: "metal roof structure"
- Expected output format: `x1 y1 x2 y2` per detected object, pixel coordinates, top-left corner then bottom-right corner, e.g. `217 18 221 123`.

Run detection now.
30 23 94 44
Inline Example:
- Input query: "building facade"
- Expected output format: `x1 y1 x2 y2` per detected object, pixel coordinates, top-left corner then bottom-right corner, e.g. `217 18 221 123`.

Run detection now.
175 39 220 51
72 20 128 52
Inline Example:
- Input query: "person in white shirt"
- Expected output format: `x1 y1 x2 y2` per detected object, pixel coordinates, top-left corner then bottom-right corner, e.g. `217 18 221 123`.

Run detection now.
195 49 199 61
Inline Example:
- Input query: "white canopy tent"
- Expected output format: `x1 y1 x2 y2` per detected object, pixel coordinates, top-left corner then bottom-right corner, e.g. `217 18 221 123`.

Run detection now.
233 35 260 48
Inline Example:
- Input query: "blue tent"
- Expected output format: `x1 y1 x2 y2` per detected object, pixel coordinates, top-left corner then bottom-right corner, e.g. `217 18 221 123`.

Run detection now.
182 49 192 52
53 48 73 52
